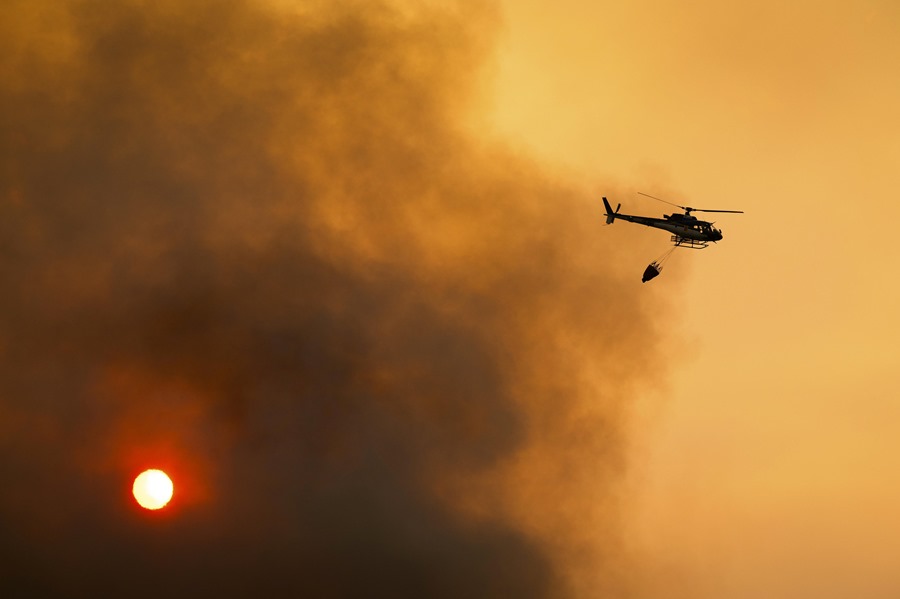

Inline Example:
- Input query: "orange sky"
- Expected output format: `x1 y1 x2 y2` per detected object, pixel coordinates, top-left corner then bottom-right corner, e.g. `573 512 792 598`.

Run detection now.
3 1 898 596
490 1 900 596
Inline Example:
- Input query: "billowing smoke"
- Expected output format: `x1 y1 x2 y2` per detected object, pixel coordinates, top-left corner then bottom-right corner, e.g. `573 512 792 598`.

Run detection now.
0 1 671 597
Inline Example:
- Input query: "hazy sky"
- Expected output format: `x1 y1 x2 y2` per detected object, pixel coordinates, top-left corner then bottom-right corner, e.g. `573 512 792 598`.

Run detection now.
490 1 900 597
1 1 669 597
3 1 899 597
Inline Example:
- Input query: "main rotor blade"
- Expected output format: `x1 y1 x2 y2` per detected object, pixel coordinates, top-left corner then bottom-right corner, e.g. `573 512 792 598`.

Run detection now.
638 191 685 210
639 192 743 214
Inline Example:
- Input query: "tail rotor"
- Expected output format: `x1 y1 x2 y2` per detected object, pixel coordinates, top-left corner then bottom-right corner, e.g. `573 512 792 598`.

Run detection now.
602 197 620 224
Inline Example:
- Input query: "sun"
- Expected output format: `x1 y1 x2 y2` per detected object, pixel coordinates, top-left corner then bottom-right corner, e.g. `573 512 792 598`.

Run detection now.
132 469 174 510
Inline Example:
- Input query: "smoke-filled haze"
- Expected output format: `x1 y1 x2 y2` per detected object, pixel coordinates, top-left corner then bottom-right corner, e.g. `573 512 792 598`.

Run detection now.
0 1 674 597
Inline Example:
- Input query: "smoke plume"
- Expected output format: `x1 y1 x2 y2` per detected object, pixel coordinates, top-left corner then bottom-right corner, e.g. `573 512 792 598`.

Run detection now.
0 1 671 596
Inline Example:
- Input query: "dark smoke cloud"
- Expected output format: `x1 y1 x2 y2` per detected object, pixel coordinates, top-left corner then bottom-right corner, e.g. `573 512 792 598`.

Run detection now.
0 1 671 596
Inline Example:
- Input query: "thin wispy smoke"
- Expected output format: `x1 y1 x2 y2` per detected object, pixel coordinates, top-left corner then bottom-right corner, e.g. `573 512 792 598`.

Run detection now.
1 1 672 596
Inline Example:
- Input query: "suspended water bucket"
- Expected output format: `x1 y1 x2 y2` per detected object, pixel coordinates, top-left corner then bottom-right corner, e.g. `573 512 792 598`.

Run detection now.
642 263 661 283
642 246 678 283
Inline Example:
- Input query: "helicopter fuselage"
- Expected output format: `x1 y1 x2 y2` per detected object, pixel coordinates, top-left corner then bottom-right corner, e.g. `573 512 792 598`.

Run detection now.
610 212 723 242
601 197 726 248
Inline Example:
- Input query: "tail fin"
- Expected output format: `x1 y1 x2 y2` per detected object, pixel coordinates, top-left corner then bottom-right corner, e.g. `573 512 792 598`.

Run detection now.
602 197 620 224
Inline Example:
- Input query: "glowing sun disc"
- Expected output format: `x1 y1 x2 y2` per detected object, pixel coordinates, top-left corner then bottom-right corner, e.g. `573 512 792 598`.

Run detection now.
133 469 174 510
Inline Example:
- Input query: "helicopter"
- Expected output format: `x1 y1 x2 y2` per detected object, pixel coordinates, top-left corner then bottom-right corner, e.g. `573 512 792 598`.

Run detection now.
602 192 743 250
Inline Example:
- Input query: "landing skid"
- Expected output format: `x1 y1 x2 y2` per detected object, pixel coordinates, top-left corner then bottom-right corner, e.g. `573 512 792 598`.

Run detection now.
672 236 709 249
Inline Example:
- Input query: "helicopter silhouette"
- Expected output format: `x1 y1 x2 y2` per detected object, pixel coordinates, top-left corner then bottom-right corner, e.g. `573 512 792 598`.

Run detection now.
602 192 744 282
602 192 743 250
